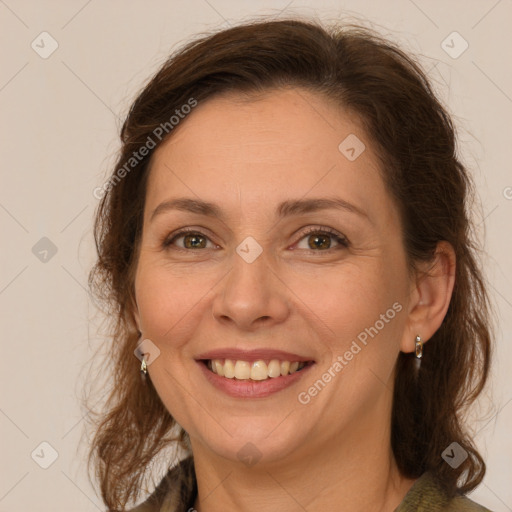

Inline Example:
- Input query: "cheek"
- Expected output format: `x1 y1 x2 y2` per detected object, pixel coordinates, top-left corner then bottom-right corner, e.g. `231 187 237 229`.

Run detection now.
135 263 188 342
308 274 405 410
134 258 221 354
300 260 406 377
301 262 395 329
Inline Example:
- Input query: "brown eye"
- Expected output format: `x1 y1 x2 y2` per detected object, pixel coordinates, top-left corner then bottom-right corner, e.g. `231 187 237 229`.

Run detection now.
295 227 349 251
163 230 214 250
308 233 332 250
182 233 207 249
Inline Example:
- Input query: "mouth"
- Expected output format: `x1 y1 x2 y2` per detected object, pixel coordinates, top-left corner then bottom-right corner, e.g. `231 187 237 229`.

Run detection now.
201 358 314 381
194 348 316 398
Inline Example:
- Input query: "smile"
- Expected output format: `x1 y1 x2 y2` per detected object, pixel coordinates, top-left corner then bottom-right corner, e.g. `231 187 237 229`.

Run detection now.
205 358 311 380
197 358 316 398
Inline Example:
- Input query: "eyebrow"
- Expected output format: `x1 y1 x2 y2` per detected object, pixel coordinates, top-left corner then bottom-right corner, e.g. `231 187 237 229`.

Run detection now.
150 196 369 223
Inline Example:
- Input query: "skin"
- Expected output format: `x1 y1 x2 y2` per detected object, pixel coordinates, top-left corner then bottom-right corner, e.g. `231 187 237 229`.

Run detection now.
132 87 456 512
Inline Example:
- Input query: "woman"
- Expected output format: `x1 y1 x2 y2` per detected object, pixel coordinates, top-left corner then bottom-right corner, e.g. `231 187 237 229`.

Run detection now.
88 17 494 512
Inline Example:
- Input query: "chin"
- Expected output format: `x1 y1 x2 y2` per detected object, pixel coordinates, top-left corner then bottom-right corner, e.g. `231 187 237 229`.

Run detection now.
190 417 310 468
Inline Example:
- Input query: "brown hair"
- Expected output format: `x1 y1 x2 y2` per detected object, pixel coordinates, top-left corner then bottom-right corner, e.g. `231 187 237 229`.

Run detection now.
87 17 493 511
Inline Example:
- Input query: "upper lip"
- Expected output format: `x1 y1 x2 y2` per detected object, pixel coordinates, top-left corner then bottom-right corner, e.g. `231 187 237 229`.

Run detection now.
195 348 315 363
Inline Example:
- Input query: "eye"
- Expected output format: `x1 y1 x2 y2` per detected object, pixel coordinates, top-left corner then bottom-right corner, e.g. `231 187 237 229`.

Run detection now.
163 229 216 250
162 226 349 252
294 226 349 251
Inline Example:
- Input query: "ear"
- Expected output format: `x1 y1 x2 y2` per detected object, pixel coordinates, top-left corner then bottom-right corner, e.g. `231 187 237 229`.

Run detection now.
400 241 456 353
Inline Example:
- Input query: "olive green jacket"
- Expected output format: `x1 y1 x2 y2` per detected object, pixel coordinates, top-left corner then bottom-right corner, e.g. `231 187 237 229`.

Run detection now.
128 457 492 512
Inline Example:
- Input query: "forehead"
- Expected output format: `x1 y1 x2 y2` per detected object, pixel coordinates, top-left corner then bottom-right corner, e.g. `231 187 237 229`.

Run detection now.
152 87 368 162
144 87 396 227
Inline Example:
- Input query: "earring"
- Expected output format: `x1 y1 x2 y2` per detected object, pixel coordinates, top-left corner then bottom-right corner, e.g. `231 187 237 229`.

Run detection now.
136 333 148 381
415 335 423 359
140 356 148 380
414 335 423 374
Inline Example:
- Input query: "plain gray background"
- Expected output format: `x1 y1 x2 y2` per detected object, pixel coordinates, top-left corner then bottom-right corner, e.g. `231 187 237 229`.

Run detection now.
1 1 511 510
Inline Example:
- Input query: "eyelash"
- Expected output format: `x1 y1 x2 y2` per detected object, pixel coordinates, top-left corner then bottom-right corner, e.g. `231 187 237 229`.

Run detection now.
162 226 349 253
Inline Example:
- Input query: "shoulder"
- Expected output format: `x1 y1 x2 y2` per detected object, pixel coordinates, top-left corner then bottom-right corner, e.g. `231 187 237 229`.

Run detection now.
127 456 196 512
444 494 493 511
395 471 493 512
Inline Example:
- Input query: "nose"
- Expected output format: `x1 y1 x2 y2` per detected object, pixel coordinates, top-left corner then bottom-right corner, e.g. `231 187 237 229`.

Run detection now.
211 246 290 332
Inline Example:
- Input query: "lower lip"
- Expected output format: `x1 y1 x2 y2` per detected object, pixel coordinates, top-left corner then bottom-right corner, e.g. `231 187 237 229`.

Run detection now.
197 361 315 398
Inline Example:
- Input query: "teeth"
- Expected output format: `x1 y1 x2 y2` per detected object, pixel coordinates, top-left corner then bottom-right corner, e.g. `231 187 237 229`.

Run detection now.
207 358 308 380
223 359 235 378
251 360 268 381
268 360 281 378
213 360 224 376
234 360 251 379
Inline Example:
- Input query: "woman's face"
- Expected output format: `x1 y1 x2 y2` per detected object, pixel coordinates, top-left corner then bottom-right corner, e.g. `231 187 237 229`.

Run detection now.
133 87 416 465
